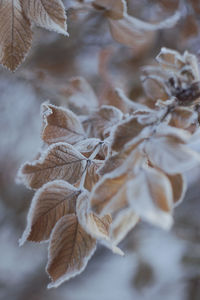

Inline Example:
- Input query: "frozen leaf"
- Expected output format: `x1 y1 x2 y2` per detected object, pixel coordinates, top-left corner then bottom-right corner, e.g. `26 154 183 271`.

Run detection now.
77 192 112 240
61 77 98 115
19 143 87 189
41 103 85 145
127 166 173 229
90 172 128 214
167 173 187 206
19 181 81 244
47 214 96 288
145 135 200 174
111 208 139 245
111 116 146 152
85 160 103 191
0 0 33 71
22 0 68 35
109 11 180 49
83 105 123 139
74 139 108 159
98 151 128 176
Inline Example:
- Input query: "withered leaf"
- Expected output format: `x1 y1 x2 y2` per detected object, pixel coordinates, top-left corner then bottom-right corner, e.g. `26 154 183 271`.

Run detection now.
77 193 123 255
74 138 108 159
145 135 200 174
19 180 81 244
127 166 173 229
19 143 87 189
77 192 112 240
0 0 33 71
111 208 139 245
84 160 103 191
22 0 68 35
111 116 145 152
42 103 85 145
90 172 128 214
83 105 123 140
47 214 96 288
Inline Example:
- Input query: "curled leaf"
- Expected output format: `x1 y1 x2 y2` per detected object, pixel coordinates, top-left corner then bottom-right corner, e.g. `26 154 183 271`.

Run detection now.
42 103 85 145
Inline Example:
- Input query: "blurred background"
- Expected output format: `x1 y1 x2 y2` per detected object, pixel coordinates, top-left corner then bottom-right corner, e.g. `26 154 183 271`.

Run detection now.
0 0 200 299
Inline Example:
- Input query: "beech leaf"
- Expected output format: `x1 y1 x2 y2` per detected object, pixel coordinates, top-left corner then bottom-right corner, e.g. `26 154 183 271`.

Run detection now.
77 192 112 240
127 166 173 229
19 143 87 189
19 180 81 244
111 208 139 245
145 136 200 174
83 105 123 139
0 0 33 71
111 116 146 152
22 0 68 36
42 103 85 145
90 172 128 214
47 214 96 288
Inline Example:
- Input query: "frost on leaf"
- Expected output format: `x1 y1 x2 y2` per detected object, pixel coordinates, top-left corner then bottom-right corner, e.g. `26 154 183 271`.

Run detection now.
47 214 96 288
111 208 139 245
19 143 87 189
42 104 85 145
19 181 81 244
127 166 173 229
0 0 33 71
145 134 200 174
77 192 112 241
83 105 123 139
22 0 68 35
0 0 67 71
111 116 146 152
90 172 129 215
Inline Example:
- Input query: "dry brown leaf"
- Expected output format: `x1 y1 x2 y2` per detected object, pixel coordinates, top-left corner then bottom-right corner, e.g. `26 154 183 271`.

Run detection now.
42 103 85 145
111 208 139 245
22 0 68 35
19 180 81 244
127 166 173 229
83 105 123 139
61 77 98 115
74 139 108 159
84 160 103 191
111 116 145 152
90 172 128 214
145 135 200 174
0 0 33 71
167 173 187 206
47 214 96 288
77 192 112 240
19 143 87 189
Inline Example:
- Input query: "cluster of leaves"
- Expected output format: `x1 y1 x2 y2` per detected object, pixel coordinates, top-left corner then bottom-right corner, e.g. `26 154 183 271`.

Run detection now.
0 0 67 71
18 48 200 288
0 0 181 71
